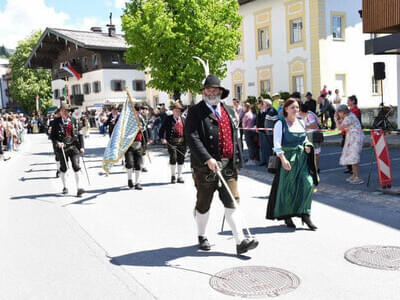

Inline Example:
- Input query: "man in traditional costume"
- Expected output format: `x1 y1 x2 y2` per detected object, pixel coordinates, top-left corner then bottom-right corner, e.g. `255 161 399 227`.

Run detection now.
48 108 61 178
185 73 259 255
124 103 148 190
50 103 85 197
159 102 187 183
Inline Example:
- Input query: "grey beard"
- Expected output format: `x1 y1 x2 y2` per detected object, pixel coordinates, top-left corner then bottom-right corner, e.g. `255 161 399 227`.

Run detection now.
204 95 221 106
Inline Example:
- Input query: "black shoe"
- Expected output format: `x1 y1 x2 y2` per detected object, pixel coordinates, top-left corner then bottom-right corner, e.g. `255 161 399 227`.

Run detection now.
302 215 317 231
236 238 259 255
128 179 134 189
171 176 176 183
135 183 143 190
344 169 353 174
284 218 296 228
141 167 148 172
62 187 68 194
56 170 59 178
77 188 85 197
198 236 211 251
177 177 184 183
4 157 10 161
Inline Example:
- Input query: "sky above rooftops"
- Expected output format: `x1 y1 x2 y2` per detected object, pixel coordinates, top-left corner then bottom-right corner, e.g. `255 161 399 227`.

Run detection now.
0 0 129 49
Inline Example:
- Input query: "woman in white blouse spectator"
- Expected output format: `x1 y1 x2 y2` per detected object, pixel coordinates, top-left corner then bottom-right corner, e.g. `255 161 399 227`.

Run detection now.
336 104 364 184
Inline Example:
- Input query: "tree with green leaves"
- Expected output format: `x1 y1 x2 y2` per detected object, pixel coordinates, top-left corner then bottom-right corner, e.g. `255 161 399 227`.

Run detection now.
9 31 52 114
122 0 242 100
0 45 10 58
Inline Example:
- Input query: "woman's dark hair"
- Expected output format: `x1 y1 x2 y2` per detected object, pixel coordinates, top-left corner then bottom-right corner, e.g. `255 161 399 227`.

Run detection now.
283 98 300 117
290 91 301 99
300 102 308 113
348 95 358 105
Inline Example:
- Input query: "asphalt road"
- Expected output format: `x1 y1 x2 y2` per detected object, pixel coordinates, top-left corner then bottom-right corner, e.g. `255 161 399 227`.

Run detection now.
0 133 399 300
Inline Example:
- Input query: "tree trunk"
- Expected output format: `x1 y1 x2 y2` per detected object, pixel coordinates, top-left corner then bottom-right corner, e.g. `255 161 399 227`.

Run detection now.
173 90 181 101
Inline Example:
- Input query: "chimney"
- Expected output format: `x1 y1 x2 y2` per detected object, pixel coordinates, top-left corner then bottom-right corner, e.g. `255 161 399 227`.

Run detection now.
90 27 102 33
107 12 116 37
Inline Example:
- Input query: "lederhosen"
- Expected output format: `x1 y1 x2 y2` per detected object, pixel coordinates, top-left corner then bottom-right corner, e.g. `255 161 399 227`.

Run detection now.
185 101 244 214
51 117 84 173
49 119 60 163
125 115 147 171
159 115 186 165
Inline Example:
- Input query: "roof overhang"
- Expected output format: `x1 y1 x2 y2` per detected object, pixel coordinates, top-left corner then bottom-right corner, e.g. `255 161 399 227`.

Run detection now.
238 0 255 5
25 28 128 69
25 28 84 69
365 33 400 55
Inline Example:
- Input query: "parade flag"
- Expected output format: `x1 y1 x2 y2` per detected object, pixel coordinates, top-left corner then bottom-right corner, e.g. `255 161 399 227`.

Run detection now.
61 64 81 80
102 91 141 175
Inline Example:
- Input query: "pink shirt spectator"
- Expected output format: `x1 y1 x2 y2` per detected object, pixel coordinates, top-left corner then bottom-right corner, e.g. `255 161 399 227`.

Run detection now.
242 111 256 129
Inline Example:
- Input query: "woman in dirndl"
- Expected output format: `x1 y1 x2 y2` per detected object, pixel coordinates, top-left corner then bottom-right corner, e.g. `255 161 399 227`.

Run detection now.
266 98 319 230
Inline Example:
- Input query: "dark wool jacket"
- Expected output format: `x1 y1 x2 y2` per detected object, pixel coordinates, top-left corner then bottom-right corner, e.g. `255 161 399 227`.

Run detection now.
50 117 84 150
158 115 185 142
184 100 243 169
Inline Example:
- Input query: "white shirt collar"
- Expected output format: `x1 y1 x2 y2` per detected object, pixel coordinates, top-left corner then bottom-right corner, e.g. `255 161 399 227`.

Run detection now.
205 102 221 116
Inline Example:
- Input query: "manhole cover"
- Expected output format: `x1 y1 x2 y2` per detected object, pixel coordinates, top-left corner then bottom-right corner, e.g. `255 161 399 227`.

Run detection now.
209 266 300 298
345 246 400 270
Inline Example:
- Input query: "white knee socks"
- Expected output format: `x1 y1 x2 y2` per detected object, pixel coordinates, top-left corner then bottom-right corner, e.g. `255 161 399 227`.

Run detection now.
224 208 245 245
195 210 210 237
127 168 133 180
74 171 82 189
170 164 176 177
60 172 66 188
177 164 183 178
135 170 141 184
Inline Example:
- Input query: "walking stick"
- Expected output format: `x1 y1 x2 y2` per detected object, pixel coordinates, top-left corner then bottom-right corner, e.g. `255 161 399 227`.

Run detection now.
146 150 152 164
81 154 91 185
215 166 254 239
60 145 69 170
221 216 225 232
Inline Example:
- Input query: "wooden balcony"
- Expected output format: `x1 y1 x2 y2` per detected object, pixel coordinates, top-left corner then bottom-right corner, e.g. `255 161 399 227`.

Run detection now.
363 0 400 33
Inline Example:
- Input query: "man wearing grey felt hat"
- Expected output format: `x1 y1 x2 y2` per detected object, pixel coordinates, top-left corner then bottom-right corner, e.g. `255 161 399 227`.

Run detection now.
185 61 259 255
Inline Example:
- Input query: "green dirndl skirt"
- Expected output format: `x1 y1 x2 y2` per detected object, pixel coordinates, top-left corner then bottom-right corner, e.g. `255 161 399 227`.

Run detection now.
266 145 314 220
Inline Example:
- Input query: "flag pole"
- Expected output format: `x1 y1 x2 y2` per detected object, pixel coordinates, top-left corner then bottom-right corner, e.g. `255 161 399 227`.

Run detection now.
35 95 39 115
125 88 152 164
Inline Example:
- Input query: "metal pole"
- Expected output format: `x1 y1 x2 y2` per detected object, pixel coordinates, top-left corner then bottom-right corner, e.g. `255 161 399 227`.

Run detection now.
366 146 375 188
81 155 91 185
215 167 254 239
60 146 69 170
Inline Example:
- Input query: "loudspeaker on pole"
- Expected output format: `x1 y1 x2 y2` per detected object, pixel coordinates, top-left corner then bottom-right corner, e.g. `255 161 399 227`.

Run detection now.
373 62 386 80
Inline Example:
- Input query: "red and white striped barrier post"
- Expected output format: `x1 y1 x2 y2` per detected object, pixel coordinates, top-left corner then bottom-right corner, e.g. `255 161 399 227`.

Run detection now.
370 129 392 188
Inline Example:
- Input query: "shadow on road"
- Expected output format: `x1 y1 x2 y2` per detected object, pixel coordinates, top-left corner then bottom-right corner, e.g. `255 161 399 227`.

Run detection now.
19 176 55 181
63 186 127 206
25 168 55 173
109 245 248 268
30 162 54 166
10 193 63 201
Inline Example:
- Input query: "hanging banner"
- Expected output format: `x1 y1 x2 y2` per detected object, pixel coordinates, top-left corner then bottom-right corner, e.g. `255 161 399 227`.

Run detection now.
370 129 392 187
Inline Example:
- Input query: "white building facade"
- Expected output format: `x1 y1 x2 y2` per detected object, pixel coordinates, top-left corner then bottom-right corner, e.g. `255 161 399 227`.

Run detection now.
51 69 147 109
0 58 10 110
222 0 399 125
